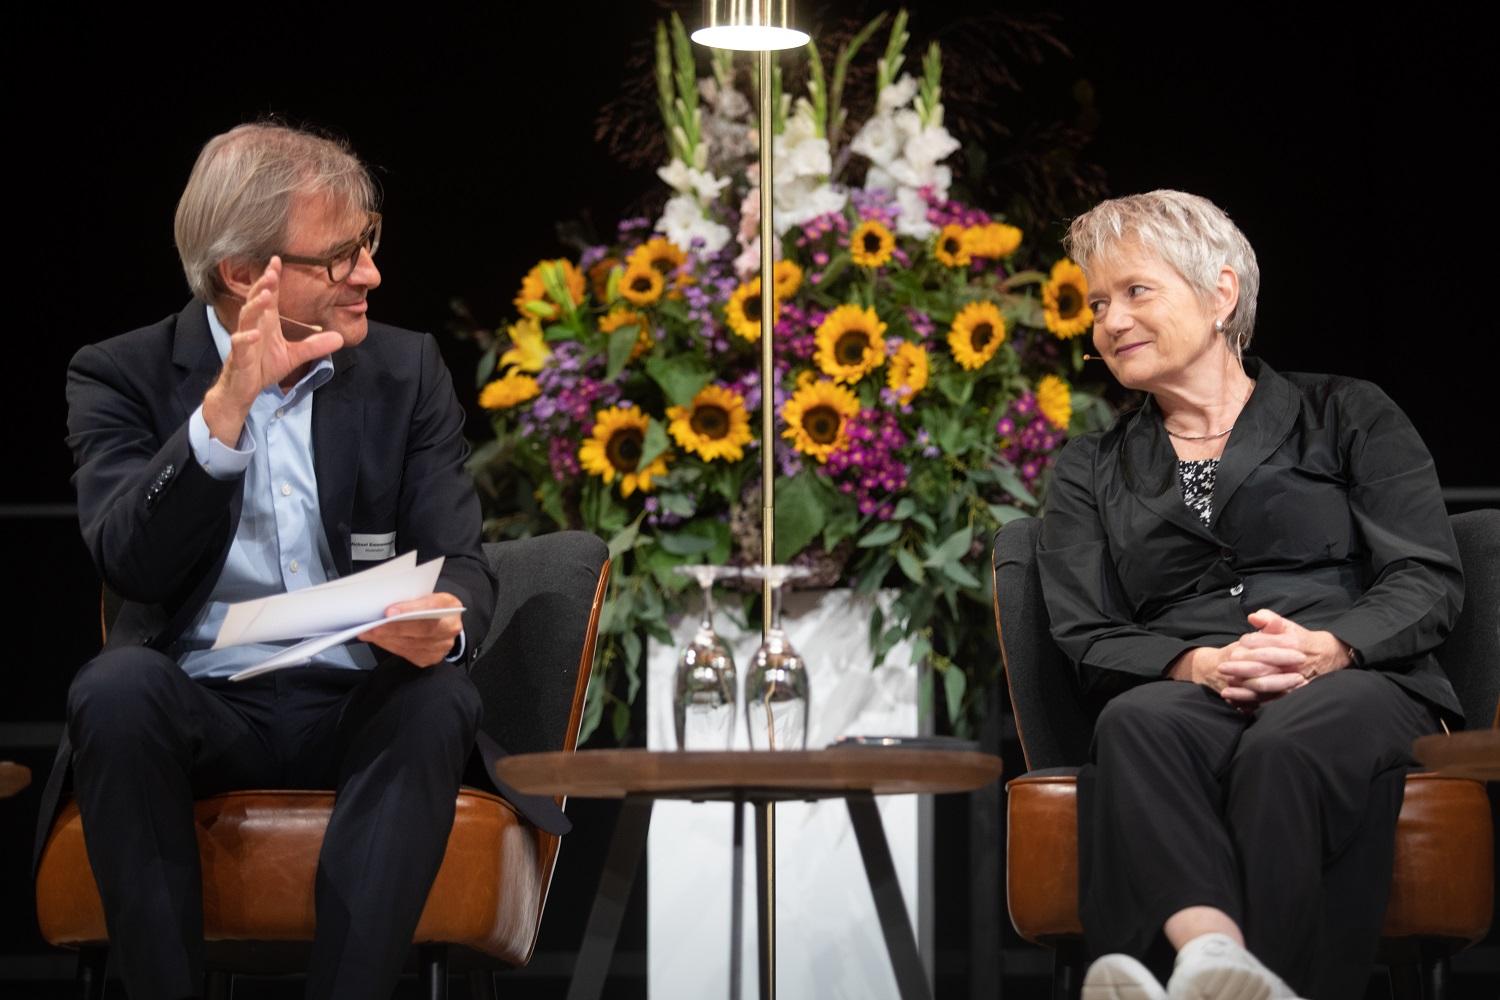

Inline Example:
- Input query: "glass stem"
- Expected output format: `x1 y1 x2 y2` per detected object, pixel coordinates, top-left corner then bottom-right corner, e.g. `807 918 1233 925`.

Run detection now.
767 581 784 633
699 581 716 633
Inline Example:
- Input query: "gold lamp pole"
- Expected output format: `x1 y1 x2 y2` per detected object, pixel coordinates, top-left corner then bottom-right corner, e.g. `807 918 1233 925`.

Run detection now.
692 6 807 998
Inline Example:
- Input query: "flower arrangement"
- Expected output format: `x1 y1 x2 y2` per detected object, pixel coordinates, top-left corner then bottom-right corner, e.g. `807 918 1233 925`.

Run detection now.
462 10 1109 742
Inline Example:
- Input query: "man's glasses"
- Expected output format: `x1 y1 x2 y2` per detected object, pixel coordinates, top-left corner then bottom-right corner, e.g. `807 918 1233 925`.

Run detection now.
279 212 382 283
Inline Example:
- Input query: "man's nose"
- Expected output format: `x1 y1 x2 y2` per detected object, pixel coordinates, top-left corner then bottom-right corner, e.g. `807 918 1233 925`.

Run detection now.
349 247 381 289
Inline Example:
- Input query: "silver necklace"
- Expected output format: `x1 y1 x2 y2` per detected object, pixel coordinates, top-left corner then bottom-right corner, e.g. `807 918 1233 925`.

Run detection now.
1165 425 1233 441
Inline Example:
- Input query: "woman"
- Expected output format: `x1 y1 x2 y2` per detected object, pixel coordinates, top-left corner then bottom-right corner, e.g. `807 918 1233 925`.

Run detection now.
1036 190 1463 1000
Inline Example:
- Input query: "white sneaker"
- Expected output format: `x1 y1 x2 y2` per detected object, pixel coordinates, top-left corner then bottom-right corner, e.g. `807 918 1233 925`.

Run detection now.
1167 933 1296 1000
1083 953 1168 1000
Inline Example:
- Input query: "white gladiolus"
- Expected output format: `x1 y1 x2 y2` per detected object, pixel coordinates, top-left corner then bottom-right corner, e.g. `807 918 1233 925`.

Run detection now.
773 176 847 234
903 124 960 171
850 114 903 168
877 73 920 114
893 187 937 239
655 193 732 255
657 157 695 194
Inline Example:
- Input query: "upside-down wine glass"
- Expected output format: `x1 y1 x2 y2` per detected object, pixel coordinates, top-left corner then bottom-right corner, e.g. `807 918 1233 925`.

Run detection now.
742 564 811 751
672 564 739 750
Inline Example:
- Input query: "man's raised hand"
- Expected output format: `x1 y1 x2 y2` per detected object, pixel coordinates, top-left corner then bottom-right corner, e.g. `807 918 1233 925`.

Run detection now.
203 258 344 444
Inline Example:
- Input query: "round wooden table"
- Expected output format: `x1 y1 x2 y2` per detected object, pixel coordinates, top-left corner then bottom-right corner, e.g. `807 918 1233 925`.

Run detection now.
497 747 1002 1000
1413 729 1500 781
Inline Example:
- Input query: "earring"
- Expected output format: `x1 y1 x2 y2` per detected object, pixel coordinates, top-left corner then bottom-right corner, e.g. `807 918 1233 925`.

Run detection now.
1214 319 1225 332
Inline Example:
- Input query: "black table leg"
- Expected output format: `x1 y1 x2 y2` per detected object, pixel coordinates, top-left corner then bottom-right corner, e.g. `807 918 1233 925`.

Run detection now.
754 799 775 1000
567 794 655 1000
730 796 744 1000
847 792 933 1000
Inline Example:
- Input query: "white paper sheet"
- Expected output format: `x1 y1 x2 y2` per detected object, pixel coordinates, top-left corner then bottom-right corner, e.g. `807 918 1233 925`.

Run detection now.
227 605 465 681
212 552 442 649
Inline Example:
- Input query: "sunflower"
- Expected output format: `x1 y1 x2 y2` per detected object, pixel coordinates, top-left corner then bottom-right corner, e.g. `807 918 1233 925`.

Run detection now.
849 219 896 268
773 259 803 298
478 372 540 411
598 307 655 360
619 264 665 307
625 237 687 280
1042 258 1093 339
514 258 586 320
934 224 971 268
1037 374 1073 431
947 301 1007 370
782 380 860 462
814 304 888 383
666 385 753 462
724 276 780 343
578 406 670 497
961 222 1023 260
886 342 930 403
498 317 549 373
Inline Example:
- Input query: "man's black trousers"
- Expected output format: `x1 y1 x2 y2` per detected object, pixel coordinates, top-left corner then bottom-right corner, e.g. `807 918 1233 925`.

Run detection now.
65 647 482 1000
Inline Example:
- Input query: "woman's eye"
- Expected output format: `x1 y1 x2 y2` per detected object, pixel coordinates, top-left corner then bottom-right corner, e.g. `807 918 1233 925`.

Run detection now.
1128 284 1148 297
1088 300 1105 313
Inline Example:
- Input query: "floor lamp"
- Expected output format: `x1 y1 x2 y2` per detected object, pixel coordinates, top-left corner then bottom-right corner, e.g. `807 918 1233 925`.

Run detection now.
692 5 808 998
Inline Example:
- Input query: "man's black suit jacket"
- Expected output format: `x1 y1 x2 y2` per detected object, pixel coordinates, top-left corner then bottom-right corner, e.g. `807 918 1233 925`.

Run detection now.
36 301 570 870
1037 358 1464 721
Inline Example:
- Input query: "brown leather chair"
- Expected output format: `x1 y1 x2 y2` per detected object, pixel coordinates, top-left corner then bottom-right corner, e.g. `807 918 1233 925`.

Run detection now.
36 531 610 999
992 511 1497 1000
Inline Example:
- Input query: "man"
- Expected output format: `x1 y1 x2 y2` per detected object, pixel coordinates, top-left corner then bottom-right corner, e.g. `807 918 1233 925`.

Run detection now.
43 122 500 999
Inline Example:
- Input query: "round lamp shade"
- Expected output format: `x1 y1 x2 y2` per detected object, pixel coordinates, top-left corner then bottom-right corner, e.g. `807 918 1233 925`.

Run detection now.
691 0 808 51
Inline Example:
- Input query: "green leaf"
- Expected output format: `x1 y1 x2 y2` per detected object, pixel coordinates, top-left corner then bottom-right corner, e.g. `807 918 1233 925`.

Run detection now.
774 471 828 562
604 322 640 383
644 353 715 407
857 521 902 548
607 514 644 560
579 671 606 745
658 491 697 517
925 524 974 567
941 663 967 726
475 344 497 388
657 518 732 563
895 546 925 584
611 700 632 743
891 497 917 521
993 465 1038 506
940 559 982 588
523 301 555 318
658 532 717 556
822 503 861 550
987 503 1030 526
637 417 671 469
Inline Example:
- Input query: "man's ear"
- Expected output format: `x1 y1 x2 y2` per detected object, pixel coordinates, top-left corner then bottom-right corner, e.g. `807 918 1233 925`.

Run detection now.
217 256 260 300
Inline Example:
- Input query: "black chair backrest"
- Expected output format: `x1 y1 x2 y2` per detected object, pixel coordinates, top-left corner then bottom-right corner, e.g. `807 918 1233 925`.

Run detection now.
992 517 1096 771
1440 509 1500 728
472 531 609 756
992 509 1500 772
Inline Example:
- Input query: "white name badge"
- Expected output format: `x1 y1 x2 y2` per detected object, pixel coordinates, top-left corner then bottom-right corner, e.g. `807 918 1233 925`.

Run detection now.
351 531 397 561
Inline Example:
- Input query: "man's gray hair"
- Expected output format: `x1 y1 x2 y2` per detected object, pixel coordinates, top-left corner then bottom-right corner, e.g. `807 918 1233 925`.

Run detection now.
174 122 377 302
1064 190 1260 354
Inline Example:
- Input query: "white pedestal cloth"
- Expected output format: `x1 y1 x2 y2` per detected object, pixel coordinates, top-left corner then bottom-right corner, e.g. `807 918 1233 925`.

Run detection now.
645 588 932 998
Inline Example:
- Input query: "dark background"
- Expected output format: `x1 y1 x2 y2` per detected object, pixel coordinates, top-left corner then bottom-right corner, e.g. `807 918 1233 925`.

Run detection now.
3 1 1493 995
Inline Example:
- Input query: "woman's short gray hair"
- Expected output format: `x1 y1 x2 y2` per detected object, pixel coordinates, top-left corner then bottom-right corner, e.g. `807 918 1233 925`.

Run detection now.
1064 190 1260 353
174 122 377 302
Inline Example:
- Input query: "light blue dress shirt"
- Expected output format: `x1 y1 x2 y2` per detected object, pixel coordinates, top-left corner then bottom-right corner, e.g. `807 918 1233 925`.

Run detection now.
175 305 376 678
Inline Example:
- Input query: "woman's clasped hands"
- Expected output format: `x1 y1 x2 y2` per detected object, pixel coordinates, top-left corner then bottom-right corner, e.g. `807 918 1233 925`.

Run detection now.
1172 609 1356 710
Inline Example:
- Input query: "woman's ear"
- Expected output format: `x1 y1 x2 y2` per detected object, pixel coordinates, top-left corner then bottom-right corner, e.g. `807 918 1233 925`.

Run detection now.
1215 265 1240 324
